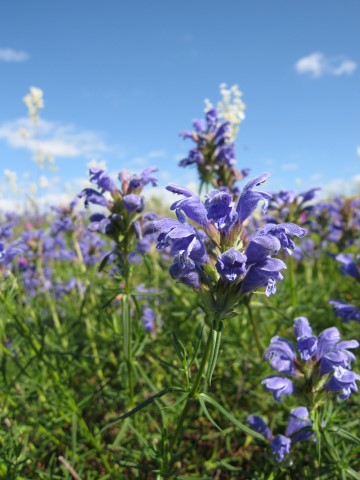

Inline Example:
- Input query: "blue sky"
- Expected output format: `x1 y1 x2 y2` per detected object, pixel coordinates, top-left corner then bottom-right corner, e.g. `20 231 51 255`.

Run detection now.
0 0 359 206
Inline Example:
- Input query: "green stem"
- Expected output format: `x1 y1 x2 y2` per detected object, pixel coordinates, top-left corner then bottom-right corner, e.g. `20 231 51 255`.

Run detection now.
122 295 134 408
288 256 297 308
168 323 214 466
73 233 104 380
245 303 263 357
36 248 67 348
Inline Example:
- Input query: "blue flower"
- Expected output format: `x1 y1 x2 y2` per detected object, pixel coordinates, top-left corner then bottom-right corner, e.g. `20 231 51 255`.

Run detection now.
256 223 307 255
329 300 360 323
206 108 218 131
204 190 237 232
261 376 295 402
179 148 204 167
264 336 297 375
78 189 109 208
215 248 247 281
263 317 360 401
294 317 318 361
335 253 360 281
128 166 159 192
236 173 272 224
0 241 23 266
247 415 273 440
89 168 117 193
247 407 313 462
285 407 313 443
166 184 209 226
241 258 286 297
326 366 360 400
271 435 291 461
245 234 281 264
123 194 145 213
142 306 156 333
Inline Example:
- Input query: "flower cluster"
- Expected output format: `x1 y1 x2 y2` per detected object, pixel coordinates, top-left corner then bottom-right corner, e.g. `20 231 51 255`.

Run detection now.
329 253 360 323
262 317 360 402
335 253 360 281
0 240 23 269
308 197 360 251
179 107 249 195
155 173 306 317
247 406 314 462
78 167 159 272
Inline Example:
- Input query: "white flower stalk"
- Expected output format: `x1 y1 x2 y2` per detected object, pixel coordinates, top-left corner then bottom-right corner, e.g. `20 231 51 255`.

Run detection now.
23 86 44 125
204 83 246 142
218 83 246 141
4 169 18 192
33 150 57 170
39 175 50 189
87 159 107 170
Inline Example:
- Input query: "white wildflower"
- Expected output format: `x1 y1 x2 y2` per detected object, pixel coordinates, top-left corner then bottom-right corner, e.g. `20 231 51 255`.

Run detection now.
23 86 44 124
87 159 107 170
204 83 246 142
29 182 38 194
39 175 49 188
4 169 18 192
19 127 30 139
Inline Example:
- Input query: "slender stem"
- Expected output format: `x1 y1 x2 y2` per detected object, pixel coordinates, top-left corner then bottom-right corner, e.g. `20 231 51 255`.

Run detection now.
245 303 263 357
73 232 104 380
168 326 213 463
36 245 67 348
288 256 297 308
122 295 134 408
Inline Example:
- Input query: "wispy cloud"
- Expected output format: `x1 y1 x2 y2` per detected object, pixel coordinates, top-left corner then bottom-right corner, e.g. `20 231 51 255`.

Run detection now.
148 149 166 159
295 52 357 78
0 117 110 158
322 174 360 196
0 48 29 62
281 163 299 171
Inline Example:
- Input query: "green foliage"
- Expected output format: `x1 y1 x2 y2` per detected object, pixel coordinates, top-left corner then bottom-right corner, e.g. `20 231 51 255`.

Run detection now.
0 220 359 479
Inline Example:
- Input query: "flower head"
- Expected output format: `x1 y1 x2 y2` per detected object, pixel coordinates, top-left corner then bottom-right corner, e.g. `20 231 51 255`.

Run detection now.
263 316 360 402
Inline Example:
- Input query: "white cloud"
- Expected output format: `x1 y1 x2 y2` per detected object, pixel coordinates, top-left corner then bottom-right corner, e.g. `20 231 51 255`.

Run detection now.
0 48 29 62
281 163 299 171
0 117 110 158
147 149 166 159
322 174 360 196
295 52 357 78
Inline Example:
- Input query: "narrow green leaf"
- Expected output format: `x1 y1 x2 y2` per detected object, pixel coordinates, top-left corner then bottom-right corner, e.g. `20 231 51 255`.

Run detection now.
146 350 182 371
189 325 204 368
101 387 185 432
171 331 188 362
346 468 360 480
199 395 223 433
98 251 113 272
205 327 222 385
162 391 189 410
330 427 360 445
199 394 263 440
